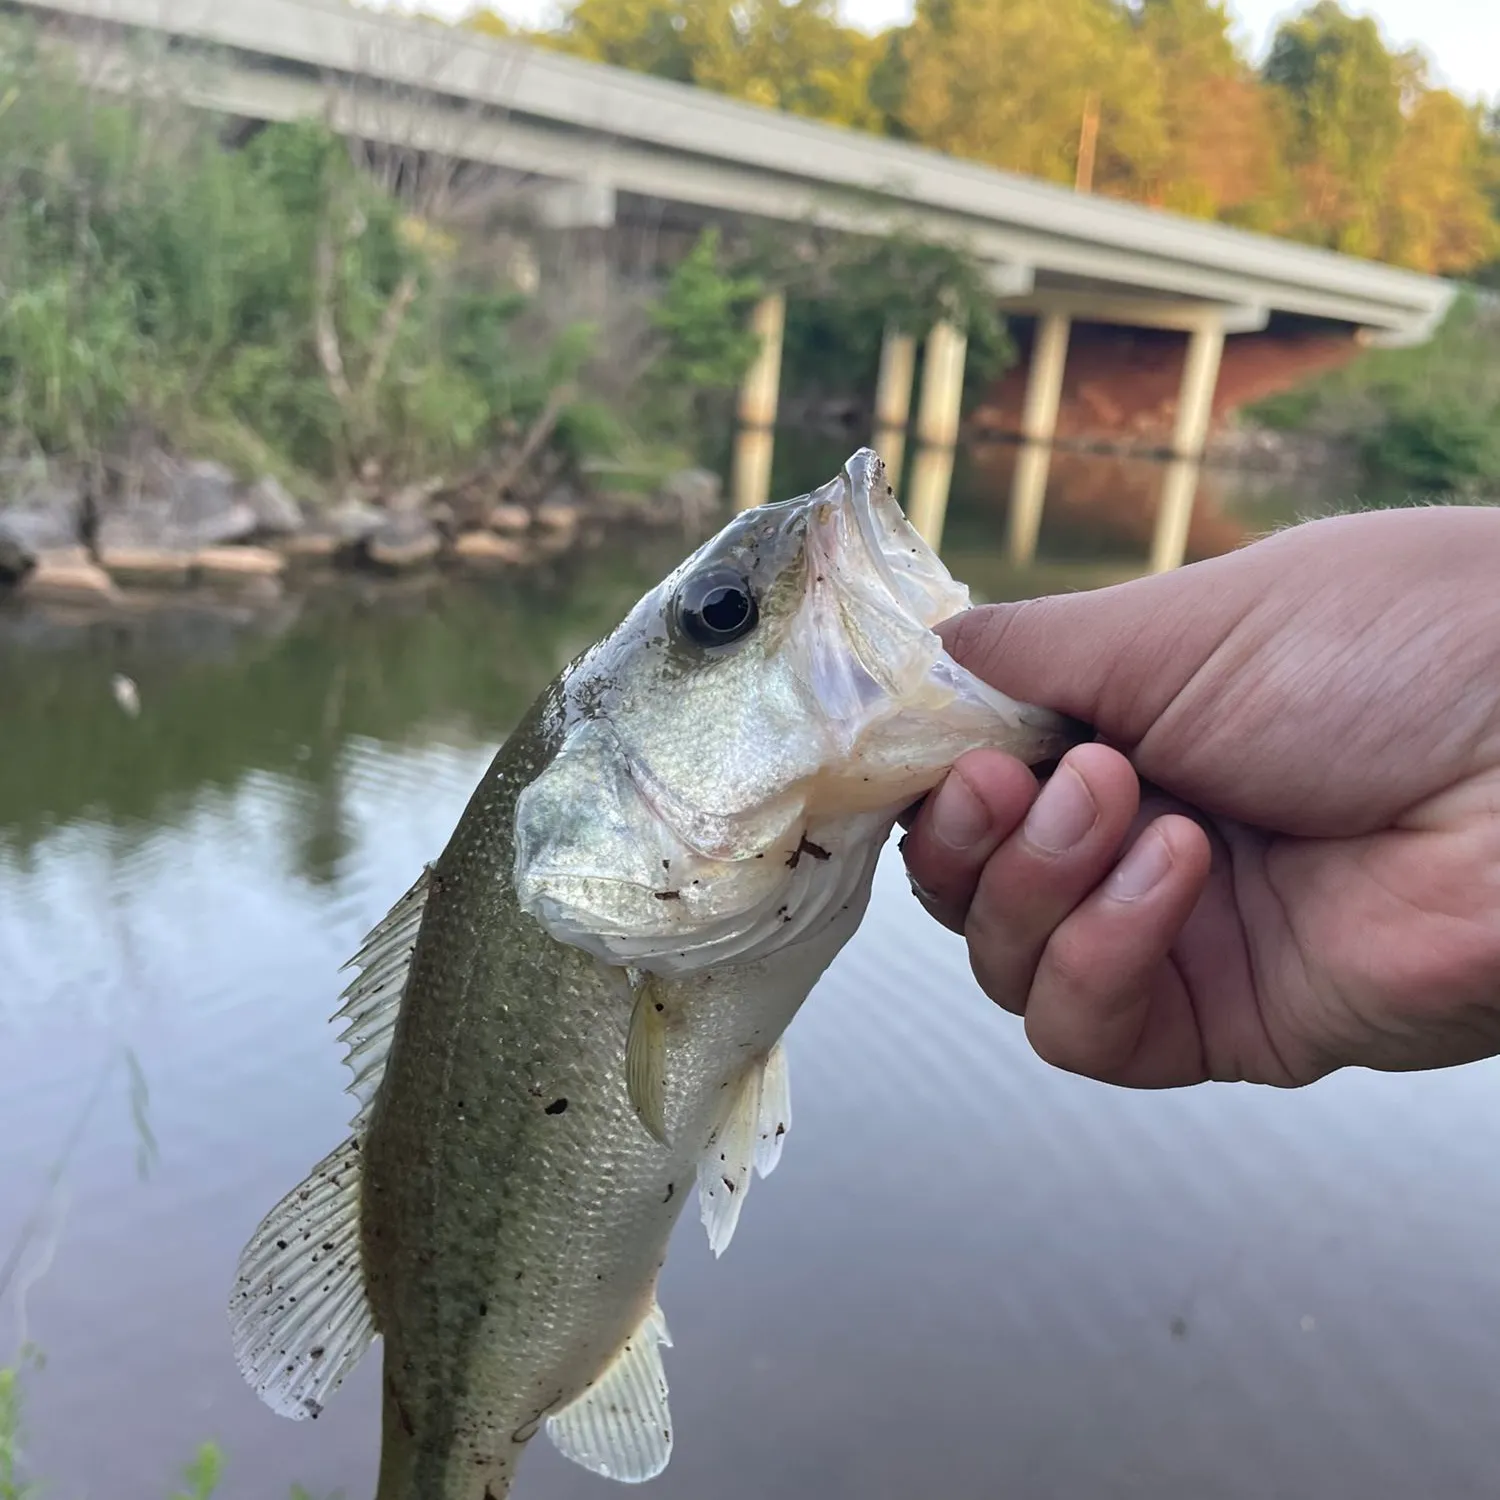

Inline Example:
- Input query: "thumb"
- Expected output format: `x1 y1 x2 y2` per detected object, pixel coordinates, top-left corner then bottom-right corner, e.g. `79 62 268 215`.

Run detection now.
938 556 1261 750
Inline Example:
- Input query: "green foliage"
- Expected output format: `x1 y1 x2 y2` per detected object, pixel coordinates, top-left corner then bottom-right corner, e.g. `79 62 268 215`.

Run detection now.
0 24 664 488
1246 293 1500 493
640 228 763 434
738 227 1016 409
168 1443 223 1500
0 1365 37 1500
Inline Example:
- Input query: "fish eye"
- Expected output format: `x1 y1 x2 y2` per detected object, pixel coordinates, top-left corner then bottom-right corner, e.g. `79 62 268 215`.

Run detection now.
675 566 758 648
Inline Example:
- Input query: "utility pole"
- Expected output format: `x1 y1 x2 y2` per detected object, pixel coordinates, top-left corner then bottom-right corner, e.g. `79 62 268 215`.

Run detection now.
1075 90 1100 193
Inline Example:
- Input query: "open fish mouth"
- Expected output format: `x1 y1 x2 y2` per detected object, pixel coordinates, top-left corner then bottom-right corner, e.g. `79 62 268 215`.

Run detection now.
791 447 1074 760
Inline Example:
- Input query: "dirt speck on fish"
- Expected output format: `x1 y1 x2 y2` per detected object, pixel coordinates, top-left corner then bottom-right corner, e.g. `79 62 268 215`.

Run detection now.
227 448 1084 1498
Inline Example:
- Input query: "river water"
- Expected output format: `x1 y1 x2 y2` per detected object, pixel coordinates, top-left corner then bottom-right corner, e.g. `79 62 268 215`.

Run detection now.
4 445 1500 1500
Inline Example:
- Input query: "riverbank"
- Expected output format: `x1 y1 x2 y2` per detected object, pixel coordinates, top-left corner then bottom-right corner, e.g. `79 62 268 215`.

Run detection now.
0 448 723 609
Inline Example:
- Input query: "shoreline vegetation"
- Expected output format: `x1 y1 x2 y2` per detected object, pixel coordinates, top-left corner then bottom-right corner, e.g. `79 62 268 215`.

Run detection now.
0 5 1496 622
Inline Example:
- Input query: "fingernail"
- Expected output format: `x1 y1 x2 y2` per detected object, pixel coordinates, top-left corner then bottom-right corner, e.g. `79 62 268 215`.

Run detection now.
1023 766 1096 853
929 772 989 852
1108 830 1173 901
906 869 941 911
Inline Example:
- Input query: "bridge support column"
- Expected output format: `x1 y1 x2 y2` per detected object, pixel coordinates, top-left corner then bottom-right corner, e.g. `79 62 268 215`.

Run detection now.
732 291 786 512
1007 311 1072 567
1149 312 1225 573
872 325 917 494
905 315 968 550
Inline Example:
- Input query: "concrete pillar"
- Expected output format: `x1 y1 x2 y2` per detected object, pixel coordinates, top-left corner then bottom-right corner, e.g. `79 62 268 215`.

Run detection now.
905 316 968 549
1007 312 1072 567
732 291 786 512
872 325 917 493
1149 313 1225 572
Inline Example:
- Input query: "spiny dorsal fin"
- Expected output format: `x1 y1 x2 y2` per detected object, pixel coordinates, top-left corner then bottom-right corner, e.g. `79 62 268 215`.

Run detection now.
333 865 431 1135
227 1137 375 1421
545 1300 673 1482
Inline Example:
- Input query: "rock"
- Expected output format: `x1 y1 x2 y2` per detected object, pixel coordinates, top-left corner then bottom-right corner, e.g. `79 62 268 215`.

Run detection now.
245 476 305 536
99 546 195 582
193 545 287 577
99 456 258 552
366 514 441 570
453 531 530 566
532 526 578 559
19 547 120 602
323 499 386 546
486 502 531 535
0 470 86 581
534 494 581 537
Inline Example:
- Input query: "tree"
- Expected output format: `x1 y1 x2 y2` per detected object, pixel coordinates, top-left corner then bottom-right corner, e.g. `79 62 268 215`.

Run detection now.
536 0 884 129
894 0 1168 199
1379 88 1500 274
1133 0 1285 227
1261 0 1412 257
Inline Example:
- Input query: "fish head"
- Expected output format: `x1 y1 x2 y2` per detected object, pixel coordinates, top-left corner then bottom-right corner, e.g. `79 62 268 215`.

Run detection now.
514 447 1086 974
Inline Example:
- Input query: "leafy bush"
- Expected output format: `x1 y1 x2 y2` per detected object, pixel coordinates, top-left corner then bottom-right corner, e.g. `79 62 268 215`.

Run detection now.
1245 291 1500 495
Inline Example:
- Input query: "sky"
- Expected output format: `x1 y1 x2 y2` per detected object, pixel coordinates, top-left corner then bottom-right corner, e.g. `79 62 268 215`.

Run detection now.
371 0 1497 103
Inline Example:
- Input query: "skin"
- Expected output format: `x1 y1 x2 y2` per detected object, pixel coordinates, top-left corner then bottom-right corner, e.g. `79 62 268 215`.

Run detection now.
899 505 1500 1089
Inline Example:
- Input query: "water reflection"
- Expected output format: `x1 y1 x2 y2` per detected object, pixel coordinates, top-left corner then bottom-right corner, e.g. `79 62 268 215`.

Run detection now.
4 516 1500 1500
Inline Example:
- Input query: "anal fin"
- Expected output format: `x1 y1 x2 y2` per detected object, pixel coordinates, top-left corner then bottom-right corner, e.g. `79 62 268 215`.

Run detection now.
545 1300 673 1483
227 1137 375 1421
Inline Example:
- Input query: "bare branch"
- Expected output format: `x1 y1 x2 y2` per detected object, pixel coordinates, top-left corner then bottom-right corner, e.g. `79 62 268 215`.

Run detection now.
313 204 353 412
361 270 420 398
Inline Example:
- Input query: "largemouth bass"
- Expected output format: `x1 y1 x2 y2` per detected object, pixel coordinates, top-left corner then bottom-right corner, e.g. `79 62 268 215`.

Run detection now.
228 448 1081 1499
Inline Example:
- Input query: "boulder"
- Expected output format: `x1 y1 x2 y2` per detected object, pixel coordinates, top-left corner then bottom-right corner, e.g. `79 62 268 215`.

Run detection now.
453 531 530 566
245 476 305 536
534 493 581 542
323 498 386 546
193 545 287 577
99 546 195 582
99 456 258 552
486 502 531 535
19 547 120 602
367 514 441 570
0 468 86 581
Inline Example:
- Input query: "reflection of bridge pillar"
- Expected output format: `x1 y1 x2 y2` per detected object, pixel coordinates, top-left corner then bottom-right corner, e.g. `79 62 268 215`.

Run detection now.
1149 312 1225 573
1007 311 1072 567
732 291 785 511
905 316 967 550
872 325 916 494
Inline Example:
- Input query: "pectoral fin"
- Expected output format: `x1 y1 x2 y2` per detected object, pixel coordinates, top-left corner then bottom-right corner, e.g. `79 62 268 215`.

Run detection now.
625 976 670 1147
545 1300 673 1482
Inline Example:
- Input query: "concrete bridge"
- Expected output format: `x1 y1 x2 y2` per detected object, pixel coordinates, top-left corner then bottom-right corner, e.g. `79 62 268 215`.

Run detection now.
13 0 1458 568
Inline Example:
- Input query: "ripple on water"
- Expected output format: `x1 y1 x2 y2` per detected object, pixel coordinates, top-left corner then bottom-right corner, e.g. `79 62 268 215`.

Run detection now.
4 721 1500 1499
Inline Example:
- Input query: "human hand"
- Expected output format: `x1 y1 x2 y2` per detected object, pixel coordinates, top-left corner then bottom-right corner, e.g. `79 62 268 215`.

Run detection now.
901 506 1500 1088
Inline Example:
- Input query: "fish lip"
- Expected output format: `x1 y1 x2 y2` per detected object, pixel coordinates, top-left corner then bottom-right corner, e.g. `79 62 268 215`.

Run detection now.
841 447 923 614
